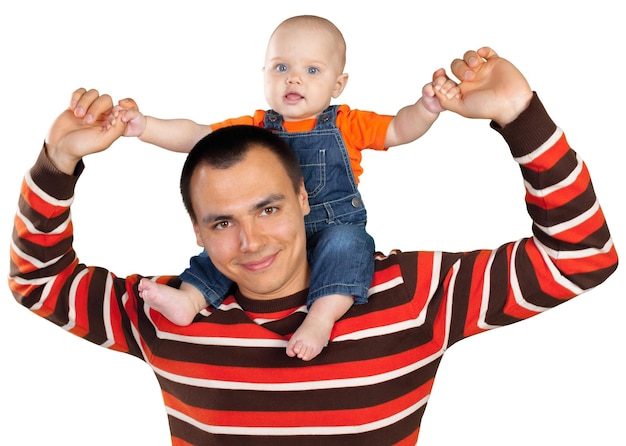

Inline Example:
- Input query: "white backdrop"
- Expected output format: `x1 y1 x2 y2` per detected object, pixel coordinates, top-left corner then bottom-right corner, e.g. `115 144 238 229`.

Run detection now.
1 1 624 445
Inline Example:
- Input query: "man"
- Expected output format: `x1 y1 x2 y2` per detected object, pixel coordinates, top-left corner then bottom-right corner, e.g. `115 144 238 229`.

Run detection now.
8 48 618 445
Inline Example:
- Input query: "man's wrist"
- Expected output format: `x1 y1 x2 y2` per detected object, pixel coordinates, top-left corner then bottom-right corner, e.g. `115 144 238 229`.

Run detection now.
44 142 82 176
30 143 83 200
490 93 558 159
493 91 534 127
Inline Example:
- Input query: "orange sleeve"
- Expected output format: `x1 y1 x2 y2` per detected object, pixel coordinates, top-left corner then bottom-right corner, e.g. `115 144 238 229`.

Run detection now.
335 104 394 181
210 110 267 131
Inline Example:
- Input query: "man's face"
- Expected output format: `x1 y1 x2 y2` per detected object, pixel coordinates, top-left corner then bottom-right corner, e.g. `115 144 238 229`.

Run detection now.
190 146 311 300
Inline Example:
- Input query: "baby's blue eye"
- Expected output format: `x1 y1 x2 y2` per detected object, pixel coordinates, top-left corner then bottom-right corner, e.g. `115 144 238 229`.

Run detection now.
276 64 288 72
307 67 320 75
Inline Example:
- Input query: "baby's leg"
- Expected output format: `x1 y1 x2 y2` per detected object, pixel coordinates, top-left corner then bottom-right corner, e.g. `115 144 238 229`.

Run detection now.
290 224 374 360
139 278 207 326
286 293 353 361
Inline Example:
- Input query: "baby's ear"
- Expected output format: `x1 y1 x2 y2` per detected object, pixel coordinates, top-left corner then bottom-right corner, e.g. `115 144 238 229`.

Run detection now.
332 73 349 98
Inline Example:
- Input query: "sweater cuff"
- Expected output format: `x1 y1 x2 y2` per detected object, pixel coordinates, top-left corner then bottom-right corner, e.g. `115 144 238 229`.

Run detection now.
29 143 85 201
490 93 558 159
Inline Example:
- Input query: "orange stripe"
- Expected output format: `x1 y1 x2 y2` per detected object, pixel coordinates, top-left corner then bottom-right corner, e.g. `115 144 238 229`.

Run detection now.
525 240 579 299
163 378 433 428
21 181 68 218
464 249 501 337
524 164 590 209
523 133 570 171
553 245 618 275
394 427 420 445
145 335 442 383
548 207 606 244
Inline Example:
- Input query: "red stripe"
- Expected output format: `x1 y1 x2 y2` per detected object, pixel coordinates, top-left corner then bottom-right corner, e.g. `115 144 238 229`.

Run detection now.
522 133 570 171
524 163 591 209
21 180 68 218
163 378 433 428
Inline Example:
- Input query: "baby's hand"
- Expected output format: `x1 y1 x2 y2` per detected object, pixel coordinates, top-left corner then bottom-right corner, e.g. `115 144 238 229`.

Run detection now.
116 98 147 137
422 75 460 114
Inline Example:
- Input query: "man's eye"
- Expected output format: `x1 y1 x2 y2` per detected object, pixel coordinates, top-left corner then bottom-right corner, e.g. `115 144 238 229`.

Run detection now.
214 221 232 230
307 67 319 75
261 207 277 216
276 64 288 72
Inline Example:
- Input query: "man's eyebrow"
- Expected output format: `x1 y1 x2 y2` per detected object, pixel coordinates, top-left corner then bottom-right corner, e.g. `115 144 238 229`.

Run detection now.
201 194 286 225
252 194 285 212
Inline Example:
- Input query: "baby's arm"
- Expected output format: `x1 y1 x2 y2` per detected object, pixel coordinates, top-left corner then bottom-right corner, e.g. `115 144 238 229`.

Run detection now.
119 98 212 153
384 75 459 147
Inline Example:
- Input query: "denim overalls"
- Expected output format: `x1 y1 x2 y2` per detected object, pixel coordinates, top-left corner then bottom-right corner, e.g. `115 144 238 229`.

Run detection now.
180 105 375 308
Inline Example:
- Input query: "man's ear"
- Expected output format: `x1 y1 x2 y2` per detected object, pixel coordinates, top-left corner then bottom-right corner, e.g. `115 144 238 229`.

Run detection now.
192 222 204 247
332 73 349 98
298 180 310 216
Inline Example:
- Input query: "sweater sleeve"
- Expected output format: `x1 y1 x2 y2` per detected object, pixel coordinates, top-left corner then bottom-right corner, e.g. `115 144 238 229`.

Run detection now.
8 146 179 358
443 93 618 345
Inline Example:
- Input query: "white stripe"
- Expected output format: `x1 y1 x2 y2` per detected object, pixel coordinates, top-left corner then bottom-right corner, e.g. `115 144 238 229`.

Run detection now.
367 275 404 297
334 318 424 342
509 240 551 313
25 170 74 207
101 274 116 348
165 394 430 436
15 207 71 236
524 153 583 198
479 239 577 328
128 293 146 360
335 252 442 341
534 200 600 236
531 238 584 295
61 268 90 331
478 249 500 330
156 328 288 348
253 305 306 325
140 278 286 347
442 259 458 348
418 251 443 325
9 273 55 287
513 128 563 165
535 236 614 260
30 279 55 311
10 238 67 270
151 343 443 391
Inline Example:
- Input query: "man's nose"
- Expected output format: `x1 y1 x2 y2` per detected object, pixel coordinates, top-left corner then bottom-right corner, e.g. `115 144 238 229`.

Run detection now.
239 221 264 252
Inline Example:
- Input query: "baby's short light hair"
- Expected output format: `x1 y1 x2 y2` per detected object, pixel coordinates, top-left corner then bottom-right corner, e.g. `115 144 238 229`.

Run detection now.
272 15 347 70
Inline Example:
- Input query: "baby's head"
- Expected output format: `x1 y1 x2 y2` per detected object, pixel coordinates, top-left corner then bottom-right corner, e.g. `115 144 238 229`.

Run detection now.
269 15 346 71
263 15 349 121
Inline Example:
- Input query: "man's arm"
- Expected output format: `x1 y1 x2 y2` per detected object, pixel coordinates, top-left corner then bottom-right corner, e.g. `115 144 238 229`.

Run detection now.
428 48 618 343
8 89 179 353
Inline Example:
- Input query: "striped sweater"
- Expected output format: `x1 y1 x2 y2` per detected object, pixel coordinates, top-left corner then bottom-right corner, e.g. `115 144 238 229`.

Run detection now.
8 94 618 445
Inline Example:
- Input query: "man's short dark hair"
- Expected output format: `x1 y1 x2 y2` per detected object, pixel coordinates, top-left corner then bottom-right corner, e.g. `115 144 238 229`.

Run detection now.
180 125 304 222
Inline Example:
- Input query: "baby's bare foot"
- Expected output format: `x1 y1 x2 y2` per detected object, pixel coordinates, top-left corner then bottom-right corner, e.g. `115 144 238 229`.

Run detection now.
286 314 333 361
138 278 198 326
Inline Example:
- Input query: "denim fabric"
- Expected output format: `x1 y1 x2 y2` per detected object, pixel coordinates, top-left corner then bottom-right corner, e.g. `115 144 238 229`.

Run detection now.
179 249 230 308
180 106 375 308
